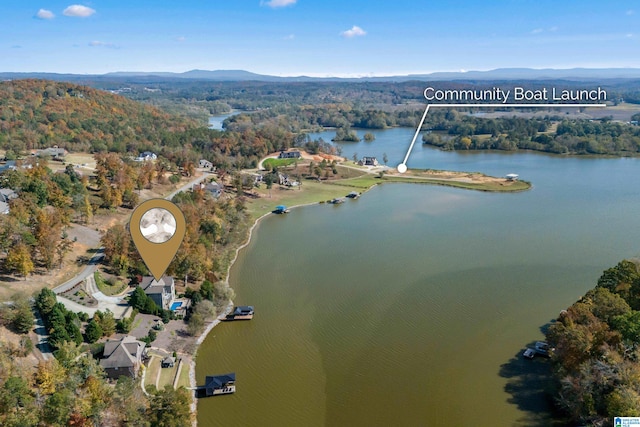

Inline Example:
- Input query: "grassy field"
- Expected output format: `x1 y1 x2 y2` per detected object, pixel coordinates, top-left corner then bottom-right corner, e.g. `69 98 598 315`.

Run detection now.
144 357 161 390
177 360 190 388
262 158 298 169
158 361 177 388
94 272 127 296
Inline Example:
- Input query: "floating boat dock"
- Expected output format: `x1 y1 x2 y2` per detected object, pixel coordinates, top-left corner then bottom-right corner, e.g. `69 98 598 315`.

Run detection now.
346 191 360 199
273 205 290 214
194 373 236 397
225 305 254 321
523 341 550 359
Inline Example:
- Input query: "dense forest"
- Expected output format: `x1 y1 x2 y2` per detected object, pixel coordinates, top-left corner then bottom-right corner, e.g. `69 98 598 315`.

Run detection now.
89 78 640 112
0 80 304 170
421 110 640 155
546 259 640 425
0 80 196 154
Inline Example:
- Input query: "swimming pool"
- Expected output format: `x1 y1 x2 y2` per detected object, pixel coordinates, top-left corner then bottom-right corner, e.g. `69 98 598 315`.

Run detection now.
170 301 183 311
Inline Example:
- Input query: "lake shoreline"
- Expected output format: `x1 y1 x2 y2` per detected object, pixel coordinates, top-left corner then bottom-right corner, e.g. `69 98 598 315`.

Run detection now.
192 165 528 425
191 199 338 426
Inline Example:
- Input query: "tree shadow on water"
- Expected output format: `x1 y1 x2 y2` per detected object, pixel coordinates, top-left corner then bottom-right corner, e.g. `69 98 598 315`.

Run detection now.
499 320 564 427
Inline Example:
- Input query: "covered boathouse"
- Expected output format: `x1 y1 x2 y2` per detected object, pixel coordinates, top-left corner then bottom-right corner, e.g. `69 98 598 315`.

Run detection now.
204 373 236 396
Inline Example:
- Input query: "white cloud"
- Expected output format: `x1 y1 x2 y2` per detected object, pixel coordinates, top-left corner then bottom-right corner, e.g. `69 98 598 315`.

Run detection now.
532 27 558 35
262 0 297 8
63 5 96 17
89 41 118 48
341 25 366 38
36 9 55 19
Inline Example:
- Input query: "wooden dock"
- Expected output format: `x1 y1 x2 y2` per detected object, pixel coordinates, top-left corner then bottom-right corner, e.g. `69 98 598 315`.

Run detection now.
194 372 236 397
193 385 236 397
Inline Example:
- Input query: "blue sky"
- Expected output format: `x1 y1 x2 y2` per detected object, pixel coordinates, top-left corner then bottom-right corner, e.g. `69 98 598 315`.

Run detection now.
2 0 639 75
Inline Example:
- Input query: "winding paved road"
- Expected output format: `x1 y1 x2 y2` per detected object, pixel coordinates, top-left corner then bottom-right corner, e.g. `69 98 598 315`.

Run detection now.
51 171 212 314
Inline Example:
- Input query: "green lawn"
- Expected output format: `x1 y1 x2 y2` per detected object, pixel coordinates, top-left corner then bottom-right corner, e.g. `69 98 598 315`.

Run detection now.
94 272 127 296
177 361 190 389
262 158 298 169
244 164 531 221
158 362 177 389
144 357 161 390
245 179 366 220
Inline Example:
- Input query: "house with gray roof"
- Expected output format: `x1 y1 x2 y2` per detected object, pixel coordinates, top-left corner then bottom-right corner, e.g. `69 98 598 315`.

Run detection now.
0 188 17 215
36 147 67 160
140 276 175 310
193 181 223 198
99 336 146 379
0 161 17 173
199 159 213 169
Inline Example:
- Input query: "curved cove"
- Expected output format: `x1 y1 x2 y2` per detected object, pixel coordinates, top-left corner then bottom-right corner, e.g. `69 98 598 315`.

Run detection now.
197 128 640 426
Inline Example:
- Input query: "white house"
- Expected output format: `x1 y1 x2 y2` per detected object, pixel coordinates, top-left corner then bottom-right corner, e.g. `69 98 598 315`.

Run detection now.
135 151 157 162
140 276 175 310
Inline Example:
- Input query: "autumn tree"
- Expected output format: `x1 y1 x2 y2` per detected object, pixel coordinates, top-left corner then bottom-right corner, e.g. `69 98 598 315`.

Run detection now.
33 208 63 270
110 376 150 426
101 224 131 276
93 309 116 337
5 243 34 278
8 293 35 334
186 312 204 336
147 386 192 427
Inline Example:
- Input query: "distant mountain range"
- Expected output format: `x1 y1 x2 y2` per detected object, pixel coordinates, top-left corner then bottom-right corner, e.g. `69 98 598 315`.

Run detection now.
2 68 640 82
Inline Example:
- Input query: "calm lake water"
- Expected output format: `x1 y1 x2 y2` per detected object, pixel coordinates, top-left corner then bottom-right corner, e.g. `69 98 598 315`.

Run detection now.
208 111 241 130
197 127 640 426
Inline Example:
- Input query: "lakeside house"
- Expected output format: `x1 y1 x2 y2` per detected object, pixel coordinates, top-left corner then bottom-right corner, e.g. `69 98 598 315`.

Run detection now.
140 276 175 311
35 146 67 160
193 181 223 198
135 151 157 162
358 157 379 166
204 373 236 396
506 173 519 181
278 150 301 159
276 172 298 187
199 159 213 169
99 336 146 379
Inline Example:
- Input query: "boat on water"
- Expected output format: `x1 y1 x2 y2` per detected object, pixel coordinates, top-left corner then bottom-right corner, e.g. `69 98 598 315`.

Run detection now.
329 198 345 204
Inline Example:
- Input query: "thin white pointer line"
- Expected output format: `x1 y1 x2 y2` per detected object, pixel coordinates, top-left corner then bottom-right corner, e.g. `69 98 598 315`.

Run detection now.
399 103 607 170
402 104 430 166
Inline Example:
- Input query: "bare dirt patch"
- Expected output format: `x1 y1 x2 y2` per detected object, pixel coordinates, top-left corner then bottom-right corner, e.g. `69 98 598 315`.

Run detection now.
0 325 40 368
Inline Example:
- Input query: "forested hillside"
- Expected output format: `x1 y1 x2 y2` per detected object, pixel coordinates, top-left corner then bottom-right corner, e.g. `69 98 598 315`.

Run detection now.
0 79 196 154
546 259 640 425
